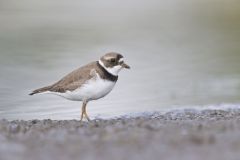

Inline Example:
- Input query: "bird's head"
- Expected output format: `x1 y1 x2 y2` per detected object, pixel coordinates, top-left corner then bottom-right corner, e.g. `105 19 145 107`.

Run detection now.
99 52 130 76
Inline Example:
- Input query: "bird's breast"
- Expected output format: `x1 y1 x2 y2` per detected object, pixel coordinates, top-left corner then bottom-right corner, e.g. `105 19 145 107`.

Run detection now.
66 74 116 101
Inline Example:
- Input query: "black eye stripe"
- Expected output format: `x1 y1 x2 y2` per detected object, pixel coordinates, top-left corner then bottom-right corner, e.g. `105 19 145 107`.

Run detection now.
110 58 116 63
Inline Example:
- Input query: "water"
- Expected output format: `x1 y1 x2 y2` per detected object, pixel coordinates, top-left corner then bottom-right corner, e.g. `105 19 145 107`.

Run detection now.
0 0 240 120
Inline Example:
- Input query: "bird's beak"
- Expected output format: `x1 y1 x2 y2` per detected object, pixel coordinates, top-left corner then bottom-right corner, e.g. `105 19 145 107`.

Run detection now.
121 62 130 69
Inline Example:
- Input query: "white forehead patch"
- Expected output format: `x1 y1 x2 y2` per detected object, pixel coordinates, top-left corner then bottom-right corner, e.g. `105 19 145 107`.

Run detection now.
119 58 124 63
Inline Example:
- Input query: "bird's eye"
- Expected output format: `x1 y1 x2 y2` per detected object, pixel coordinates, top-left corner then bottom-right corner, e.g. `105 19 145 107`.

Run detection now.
110 58 116 63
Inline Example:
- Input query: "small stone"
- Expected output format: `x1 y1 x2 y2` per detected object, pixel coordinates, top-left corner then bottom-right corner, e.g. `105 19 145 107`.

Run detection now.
9 123 20 134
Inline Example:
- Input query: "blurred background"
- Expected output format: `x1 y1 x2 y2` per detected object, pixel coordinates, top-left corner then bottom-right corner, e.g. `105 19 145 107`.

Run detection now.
0 0 239 120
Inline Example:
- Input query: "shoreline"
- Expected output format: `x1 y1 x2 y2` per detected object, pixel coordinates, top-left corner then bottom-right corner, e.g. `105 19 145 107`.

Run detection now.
1 108 240 160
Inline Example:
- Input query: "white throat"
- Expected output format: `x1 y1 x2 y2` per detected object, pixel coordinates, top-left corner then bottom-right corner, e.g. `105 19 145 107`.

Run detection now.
98 60 122 76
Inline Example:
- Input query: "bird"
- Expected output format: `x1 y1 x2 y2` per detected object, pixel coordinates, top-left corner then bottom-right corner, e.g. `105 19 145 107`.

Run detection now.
29 52 130 121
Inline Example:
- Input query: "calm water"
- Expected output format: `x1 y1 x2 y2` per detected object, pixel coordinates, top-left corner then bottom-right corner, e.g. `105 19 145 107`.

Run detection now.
0 0 240 120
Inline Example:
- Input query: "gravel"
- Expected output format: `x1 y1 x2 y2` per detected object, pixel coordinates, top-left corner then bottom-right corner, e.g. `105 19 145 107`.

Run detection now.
1 108 240 160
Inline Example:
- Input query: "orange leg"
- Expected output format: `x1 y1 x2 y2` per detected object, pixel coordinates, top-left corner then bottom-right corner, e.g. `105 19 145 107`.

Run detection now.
80 100 90 122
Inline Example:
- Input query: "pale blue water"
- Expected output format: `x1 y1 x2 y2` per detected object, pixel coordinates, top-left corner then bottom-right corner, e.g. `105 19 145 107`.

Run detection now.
0 0 240 120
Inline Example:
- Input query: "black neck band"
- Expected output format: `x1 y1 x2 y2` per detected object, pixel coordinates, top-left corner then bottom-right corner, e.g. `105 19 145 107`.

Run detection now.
97 61 118 82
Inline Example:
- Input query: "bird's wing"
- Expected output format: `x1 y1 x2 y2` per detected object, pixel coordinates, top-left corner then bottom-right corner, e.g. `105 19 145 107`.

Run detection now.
29 62 98 95
49 62 97 93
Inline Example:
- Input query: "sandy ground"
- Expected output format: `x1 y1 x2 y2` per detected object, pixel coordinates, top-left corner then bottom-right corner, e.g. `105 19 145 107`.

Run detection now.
1 108 240 160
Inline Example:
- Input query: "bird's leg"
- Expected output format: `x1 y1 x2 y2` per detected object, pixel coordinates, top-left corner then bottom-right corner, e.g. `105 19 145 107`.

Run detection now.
83 101 90 122
80 100 90 122
80 103 85 122
84 108 90 122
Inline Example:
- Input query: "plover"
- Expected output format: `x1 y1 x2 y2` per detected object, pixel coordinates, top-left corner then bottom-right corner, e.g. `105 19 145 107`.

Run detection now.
29 52 130 121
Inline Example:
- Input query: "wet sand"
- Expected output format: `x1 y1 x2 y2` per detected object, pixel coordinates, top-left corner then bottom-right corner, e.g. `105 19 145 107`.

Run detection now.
1 108 240 160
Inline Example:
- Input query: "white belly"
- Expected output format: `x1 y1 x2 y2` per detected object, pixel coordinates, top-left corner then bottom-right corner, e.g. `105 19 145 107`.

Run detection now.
50 75 116 101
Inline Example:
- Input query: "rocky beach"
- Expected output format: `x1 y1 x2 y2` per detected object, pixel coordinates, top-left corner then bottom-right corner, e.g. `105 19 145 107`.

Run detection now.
1 107 240 160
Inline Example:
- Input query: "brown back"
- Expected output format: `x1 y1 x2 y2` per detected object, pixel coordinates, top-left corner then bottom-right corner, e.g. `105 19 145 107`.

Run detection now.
30 61 118 95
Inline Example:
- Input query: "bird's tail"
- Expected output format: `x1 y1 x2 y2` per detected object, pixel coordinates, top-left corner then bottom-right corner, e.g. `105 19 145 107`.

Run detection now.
29 85 52 95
